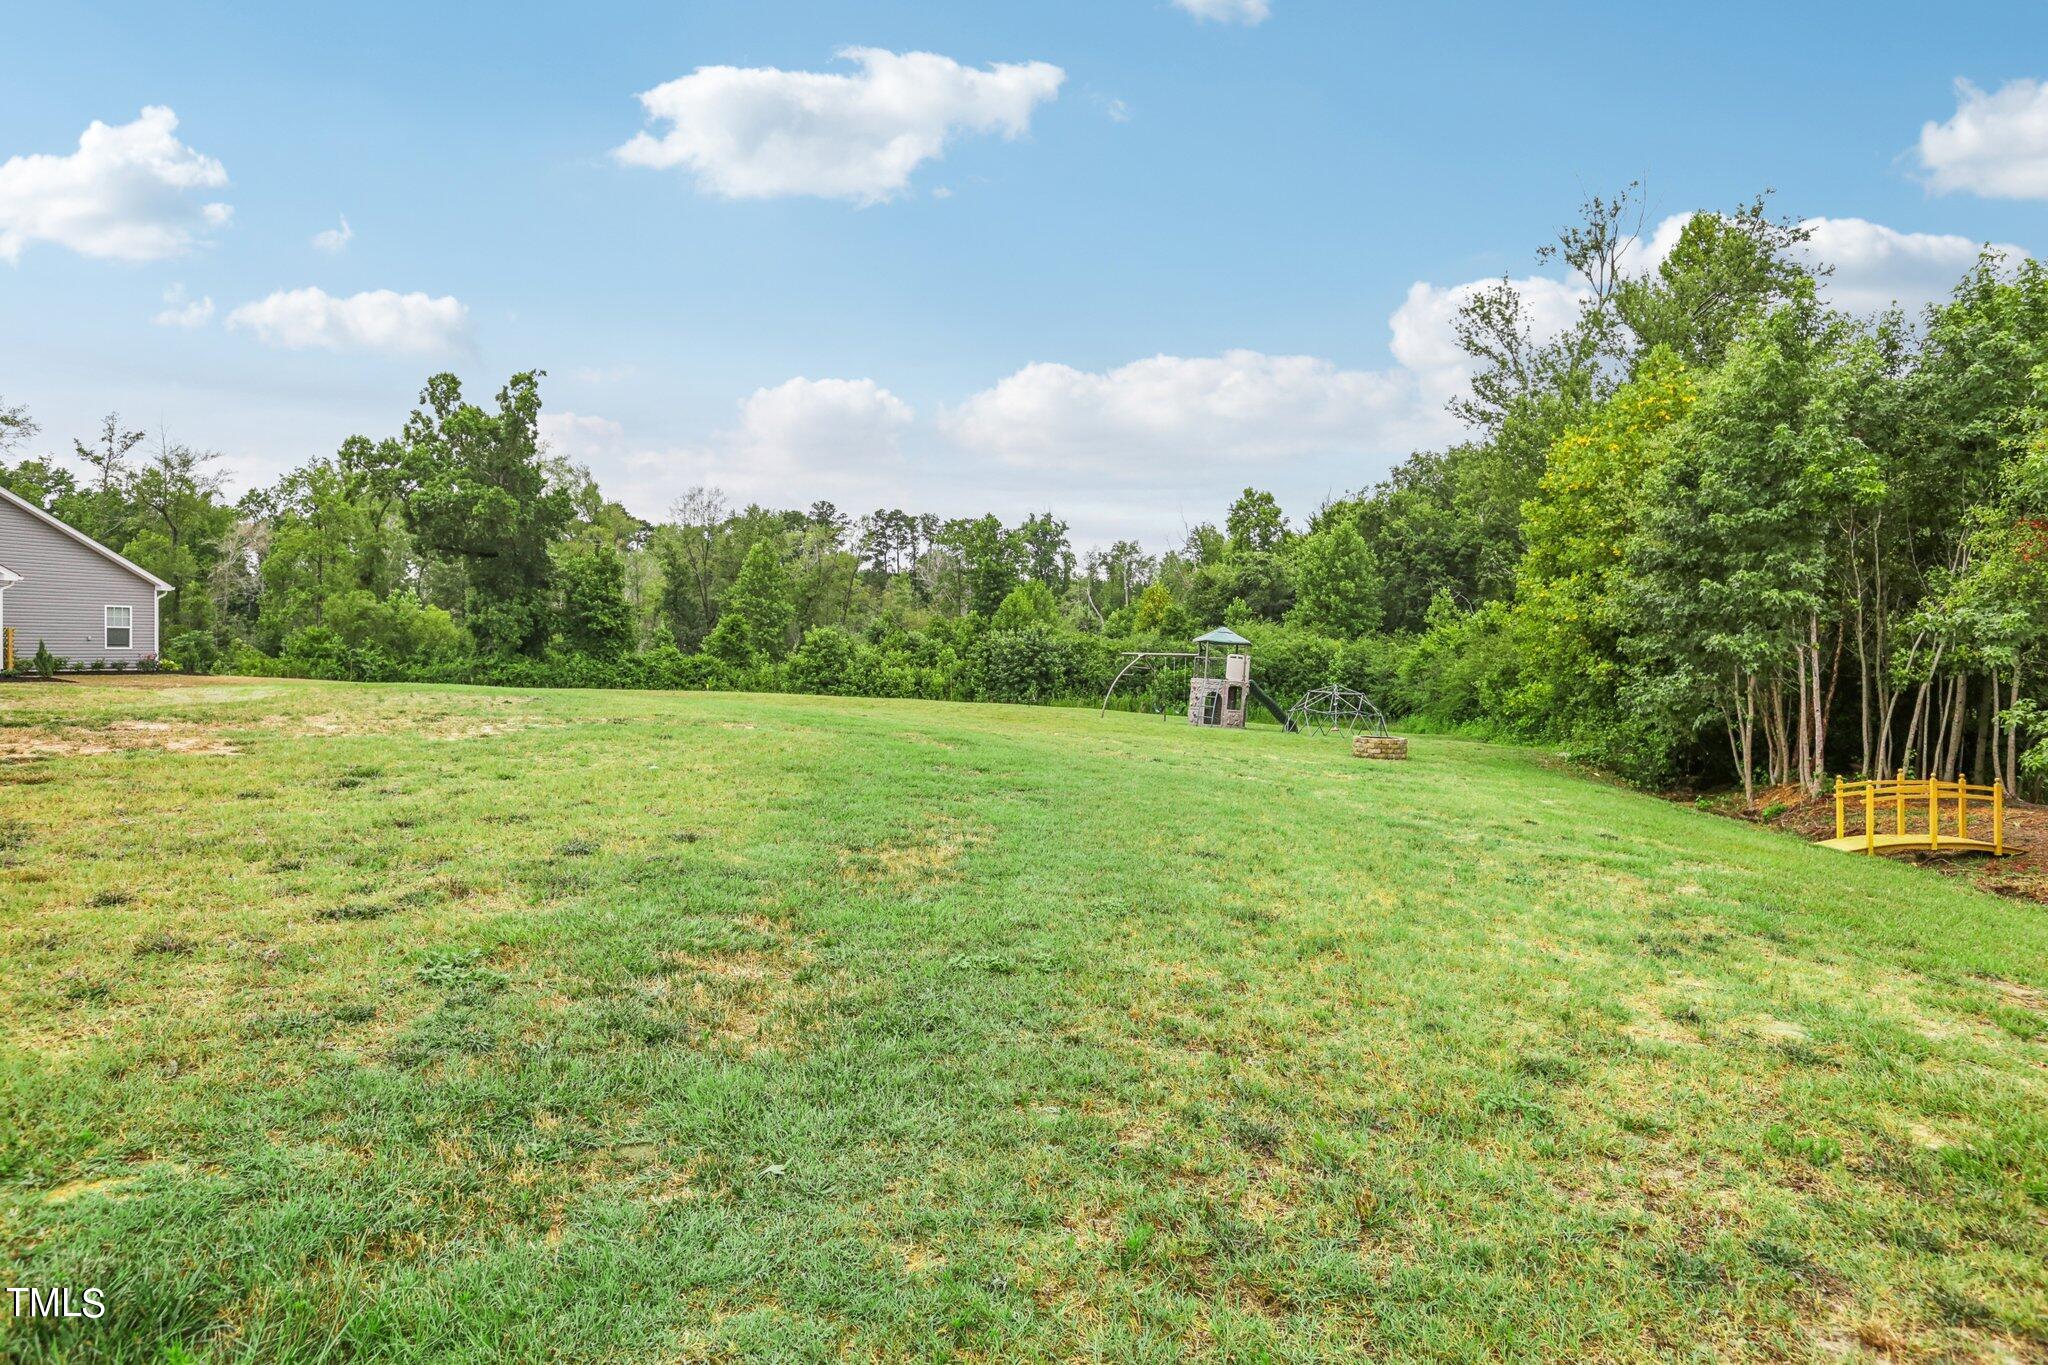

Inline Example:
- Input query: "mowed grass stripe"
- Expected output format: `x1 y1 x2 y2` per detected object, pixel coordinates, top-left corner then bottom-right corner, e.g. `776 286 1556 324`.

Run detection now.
1 680 2044 1360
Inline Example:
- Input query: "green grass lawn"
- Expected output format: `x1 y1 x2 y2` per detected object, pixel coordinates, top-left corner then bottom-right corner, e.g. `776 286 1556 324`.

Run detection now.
3 679 2046 1361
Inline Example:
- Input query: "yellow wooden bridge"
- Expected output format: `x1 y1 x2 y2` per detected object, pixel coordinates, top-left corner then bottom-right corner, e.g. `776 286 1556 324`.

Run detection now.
1822 772 2012 856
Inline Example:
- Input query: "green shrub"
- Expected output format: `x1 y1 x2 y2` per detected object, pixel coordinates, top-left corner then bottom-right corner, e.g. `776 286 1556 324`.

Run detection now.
1395 597 1522 729
166 630 219 675
222 642 277 677
322 590 466 664
788 627 873 696
642 644 730 690
278 625 349 677
1335 634 1407 706
969 625 1081 704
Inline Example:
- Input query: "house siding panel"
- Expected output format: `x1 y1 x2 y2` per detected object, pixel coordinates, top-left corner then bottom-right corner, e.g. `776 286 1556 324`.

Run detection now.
0 499 161 666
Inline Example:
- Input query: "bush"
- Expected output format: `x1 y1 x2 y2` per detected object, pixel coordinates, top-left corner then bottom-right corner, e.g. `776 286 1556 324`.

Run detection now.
788 627 873 696
1334 634 1407 706
222 642 277 677
237 612 1386 730
873 635 964 701
30 641 60 679
1395 598 1521 728
278 625 349 677
257 637 746 692
642 644 731 691
969 625 1083 704
166 630 219 675
322 590 466 664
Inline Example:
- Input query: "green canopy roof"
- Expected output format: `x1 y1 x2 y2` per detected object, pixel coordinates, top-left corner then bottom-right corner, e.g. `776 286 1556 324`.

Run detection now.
1193 627 1252 646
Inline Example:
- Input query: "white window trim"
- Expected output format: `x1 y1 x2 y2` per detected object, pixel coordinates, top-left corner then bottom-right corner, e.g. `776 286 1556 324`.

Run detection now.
105 604 133 651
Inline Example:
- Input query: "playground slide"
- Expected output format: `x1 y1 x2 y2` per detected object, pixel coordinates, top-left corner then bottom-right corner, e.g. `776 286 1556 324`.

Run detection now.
1246 679 1299 732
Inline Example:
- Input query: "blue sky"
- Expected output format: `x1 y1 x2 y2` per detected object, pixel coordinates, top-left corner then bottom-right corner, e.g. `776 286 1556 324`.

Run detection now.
2 0 2044 543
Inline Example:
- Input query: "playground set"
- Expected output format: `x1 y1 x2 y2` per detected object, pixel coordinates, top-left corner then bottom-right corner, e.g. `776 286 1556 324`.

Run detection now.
1101 628 1298 730
1821 771 2013 857
1288 686 1392 738
1100 629 1402 755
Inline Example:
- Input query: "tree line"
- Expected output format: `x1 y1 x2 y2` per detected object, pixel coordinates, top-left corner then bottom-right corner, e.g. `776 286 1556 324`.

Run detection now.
1363 193 2047 803
3 188 2043 801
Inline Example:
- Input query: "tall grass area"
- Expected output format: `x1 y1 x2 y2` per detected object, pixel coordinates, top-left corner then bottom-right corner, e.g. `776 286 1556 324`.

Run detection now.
2 679 2045 1360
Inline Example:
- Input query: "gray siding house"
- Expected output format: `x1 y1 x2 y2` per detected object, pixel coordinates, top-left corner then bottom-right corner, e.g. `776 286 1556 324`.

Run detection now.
0 485 170 669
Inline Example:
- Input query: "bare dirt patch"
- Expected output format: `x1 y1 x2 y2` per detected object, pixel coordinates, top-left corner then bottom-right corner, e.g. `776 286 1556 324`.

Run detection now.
41 1173 143 1204
665 951 781 983
839 816 985 891
651 943 818 1056
1985 977 2048 1012
30 673 287 692
1905 1121 1959 1151
263 707 564 743
0 720 243 759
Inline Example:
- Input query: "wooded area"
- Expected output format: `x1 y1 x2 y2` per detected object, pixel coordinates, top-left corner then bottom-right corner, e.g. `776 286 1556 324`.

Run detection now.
4 190 2043 801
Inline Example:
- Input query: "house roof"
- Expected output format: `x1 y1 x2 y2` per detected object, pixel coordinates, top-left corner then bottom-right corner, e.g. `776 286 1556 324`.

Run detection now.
0 564 18 586
0 485 173 591
1193 627 1252 646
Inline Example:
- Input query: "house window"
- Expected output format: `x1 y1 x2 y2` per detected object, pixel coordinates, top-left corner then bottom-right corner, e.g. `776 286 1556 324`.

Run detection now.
105 605 132 650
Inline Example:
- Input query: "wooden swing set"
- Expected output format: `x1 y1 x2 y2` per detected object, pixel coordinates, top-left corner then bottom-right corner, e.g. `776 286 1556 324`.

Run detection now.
1820 771 2012 856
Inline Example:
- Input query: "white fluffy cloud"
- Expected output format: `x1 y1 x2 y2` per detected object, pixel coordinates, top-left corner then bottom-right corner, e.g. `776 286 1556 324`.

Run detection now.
312 214 353 253
540 380 915 514
1172 0 1271 23
225 287 469 355
153 283 214 328
735 377 914 462
537 411 626 459
613 48 1065 203
526 269 1602 539
559 347 1466 542
1917 78 2048 200
0 106 230 263
1794 216 2028 313
936 211 2029 486
943 349 1455 474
